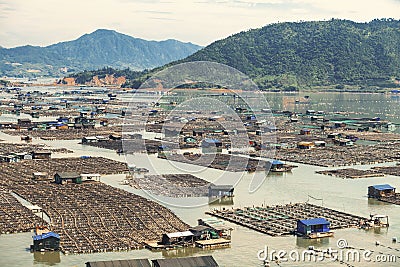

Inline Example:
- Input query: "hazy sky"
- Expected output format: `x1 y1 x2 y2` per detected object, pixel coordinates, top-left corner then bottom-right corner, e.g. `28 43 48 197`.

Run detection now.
1 0 400 48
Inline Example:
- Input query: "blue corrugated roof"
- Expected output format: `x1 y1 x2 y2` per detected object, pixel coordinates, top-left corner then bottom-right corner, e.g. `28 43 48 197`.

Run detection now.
298 218 330 226
371 184 395 191
271 160 284 165
33 232 60 241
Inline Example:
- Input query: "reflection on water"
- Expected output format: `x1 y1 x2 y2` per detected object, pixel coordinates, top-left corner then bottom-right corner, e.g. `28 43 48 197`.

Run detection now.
33 252 60 265
295 236 330 249
208 197 234 206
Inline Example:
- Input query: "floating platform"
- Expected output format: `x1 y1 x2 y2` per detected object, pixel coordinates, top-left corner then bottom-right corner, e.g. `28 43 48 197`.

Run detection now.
307 231 334 239
206 203 368 237
316 168 385 179
195 238 231 248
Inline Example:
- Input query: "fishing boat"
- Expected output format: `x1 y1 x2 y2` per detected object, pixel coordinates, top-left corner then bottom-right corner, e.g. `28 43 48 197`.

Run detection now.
360 214 389 229
30 226 60 252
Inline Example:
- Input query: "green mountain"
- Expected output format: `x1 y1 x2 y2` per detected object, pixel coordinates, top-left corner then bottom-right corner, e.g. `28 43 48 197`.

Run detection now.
178 18 400 89
68 19 400 90
0 29 202 77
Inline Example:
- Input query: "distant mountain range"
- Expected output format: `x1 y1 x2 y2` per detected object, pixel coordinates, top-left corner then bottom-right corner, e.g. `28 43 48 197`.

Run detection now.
0 29 202 77
92 18 396 90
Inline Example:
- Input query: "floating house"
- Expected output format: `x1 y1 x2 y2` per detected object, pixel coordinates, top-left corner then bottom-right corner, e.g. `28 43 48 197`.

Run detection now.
334 138 353 146
198 218 232 239
296 218 333 238
208 185 234 198
54 172 81 184
189 225 215 240
31 226 60 252
267 160 296 172
161 231 194 246
368 184 396 199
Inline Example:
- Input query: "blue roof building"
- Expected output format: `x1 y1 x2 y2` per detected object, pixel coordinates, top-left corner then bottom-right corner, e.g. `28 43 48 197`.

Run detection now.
368 184 396 199
297 218 330 236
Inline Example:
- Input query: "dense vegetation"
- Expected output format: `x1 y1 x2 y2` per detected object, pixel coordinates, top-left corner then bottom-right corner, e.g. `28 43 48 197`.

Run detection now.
0 29 201 77
68 19 400 90
178 18 400 90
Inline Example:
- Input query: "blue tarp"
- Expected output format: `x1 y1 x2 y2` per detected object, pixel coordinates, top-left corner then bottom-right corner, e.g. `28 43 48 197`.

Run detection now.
33 232 60 241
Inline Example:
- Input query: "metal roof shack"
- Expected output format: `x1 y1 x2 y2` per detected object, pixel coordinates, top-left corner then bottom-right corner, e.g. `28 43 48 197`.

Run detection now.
161 231 194 245
208 184 234 198
54 172 81 184
152 255 219 267
368 184 396 199
85 259 151 267
297 218 330 236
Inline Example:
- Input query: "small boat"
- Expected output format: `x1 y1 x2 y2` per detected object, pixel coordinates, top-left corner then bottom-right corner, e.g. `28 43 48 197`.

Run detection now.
31 226 60 252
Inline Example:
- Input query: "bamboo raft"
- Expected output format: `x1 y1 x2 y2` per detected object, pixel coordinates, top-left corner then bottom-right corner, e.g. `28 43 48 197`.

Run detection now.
3 126 122 140
158 153 269 172
128 174 209 197
0 157 189 255
379 194 400 206
316 168 385 179
206 203 367 237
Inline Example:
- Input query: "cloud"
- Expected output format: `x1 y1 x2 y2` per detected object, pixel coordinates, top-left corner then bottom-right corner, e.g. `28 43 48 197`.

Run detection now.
0 0 399 48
